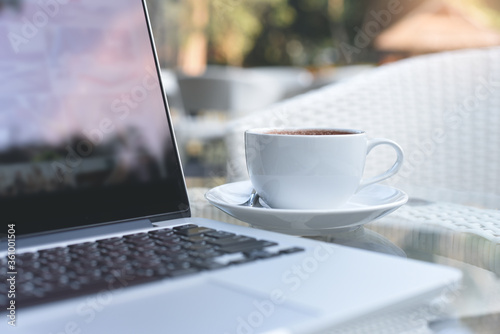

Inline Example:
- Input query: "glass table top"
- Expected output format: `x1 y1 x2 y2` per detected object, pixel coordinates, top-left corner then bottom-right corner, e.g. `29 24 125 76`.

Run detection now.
186 177 500 334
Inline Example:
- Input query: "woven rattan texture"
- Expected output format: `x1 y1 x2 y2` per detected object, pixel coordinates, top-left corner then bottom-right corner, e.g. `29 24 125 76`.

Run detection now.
367 202 500 275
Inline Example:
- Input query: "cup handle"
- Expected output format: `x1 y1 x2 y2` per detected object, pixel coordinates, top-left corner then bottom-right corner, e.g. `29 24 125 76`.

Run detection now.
358 138 404 191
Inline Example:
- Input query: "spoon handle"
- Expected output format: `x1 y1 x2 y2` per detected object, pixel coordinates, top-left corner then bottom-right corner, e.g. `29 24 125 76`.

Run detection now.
248 189 259 207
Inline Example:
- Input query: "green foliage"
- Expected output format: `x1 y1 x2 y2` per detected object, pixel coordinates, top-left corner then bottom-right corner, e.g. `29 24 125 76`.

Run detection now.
208 0 295 65
241 0 332 66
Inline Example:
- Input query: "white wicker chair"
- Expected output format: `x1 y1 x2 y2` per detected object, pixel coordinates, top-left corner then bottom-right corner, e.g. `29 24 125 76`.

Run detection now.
202 47 500 275
225 47 500 209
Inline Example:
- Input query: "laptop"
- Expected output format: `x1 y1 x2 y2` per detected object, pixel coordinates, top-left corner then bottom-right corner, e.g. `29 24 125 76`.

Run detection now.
0 1 461 333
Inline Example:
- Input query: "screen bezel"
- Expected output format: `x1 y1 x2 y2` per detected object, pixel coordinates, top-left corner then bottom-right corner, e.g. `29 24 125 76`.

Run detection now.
0 0 191 239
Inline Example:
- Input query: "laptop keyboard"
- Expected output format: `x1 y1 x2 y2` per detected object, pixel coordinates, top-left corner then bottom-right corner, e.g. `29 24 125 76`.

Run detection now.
0 224 304 308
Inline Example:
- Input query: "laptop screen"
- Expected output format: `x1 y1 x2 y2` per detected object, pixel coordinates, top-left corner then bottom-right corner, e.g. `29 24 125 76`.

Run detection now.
0 0 190 237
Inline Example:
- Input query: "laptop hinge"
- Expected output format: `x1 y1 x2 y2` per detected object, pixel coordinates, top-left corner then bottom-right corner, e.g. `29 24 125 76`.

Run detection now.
13 219 153 250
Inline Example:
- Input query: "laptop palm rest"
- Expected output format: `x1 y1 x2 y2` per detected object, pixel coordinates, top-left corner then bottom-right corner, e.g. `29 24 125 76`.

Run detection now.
18 280 316 334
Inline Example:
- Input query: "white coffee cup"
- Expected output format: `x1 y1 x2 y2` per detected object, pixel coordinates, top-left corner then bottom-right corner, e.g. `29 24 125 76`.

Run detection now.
245 128 404 210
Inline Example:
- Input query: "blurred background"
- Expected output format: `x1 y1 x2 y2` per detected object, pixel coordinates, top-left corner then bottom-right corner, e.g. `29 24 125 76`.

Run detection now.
145 0 500 181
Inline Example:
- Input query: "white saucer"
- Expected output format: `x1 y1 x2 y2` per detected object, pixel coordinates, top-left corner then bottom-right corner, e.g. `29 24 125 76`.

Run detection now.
205 181 408 236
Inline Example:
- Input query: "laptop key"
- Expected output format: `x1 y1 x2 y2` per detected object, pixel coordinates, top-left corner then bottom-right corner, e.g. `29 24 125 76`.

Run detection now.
148 228 174 237
175 226 215 237
243 249 276 259
208 236 257 247
173 224 199 231
279 247 305 254
213 239 276 252
205 231 235 239
218 240 278 254
182 235 212 244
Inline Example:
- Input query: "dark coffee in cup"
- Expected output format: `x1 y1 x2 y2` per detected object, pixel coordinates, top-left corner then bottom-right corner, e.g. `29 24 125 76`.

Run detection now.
264 129 359 136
